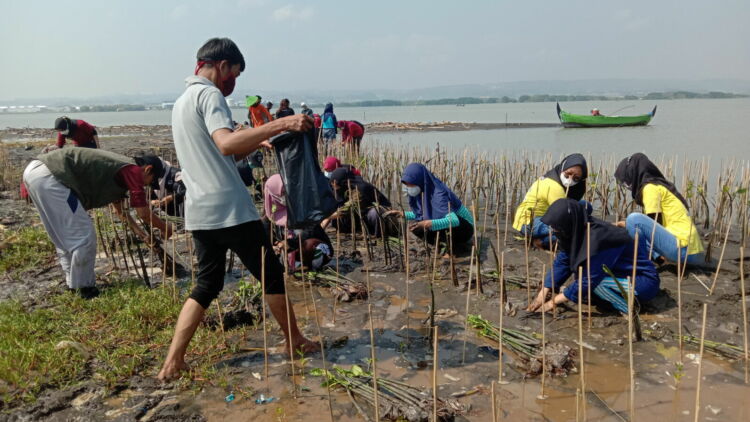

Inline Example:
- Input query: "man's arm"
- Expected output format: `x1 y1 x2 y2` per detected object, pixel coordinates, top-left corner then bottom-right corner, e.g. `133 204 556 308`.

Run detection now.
114 201 173 241
212 114 312 157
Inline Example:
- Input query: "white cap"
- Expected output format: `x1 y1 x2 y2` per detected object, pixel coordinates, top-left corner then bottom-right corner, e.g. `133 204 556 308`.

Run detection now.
300 102 306 107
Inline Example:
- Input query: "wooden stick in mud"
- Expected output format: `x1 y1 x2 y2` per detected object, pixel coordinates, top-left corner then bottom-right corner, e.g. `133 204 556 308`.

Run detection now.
429 233 441 339
587 222 592 329
281 229 297 398
627 276 635 421
577 266 587 419
677 237 684 363
709 219 732 295
498 251 507 385
301 244 334 422
433 325 439 422
524 229 531 306
575 388 581 422
693 303 708 422
740 246 748 384
402 206 410 342
538 265 548 400
503 193 510 247
448 201 458 287
462 246 476 364
472 201 483 295
491 380 498 422
368 303 380 421
261 247 269 391
549 230 557 318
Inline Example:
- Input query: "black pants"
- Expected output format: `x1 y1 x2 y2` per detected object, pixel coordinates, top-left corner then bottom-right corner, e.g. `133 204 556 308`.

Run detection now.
411 216 474 249
190 220 285 309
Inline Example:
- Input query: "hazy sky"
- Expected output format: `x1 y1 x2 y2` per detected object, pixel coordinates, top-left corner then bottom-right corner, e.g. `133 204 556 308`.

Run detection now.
2 0 749 100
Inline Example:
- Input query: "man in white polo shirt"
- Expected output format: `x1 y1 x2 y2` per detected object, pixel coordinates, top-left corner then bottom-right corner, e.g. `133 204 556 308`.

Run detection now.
158 37 317 380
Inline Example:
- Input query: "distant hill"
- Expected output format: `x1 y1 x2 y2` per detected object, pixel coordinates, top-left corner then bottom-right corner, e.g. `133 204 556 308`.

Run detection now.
3 78 750 107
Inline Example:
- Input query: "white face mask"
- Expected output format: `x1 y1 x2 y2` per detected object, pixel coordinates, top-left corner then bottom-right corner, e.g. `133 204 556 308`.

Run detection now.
404 185 422 197
61 129 70 136
560 172 579 188
324 171 332 178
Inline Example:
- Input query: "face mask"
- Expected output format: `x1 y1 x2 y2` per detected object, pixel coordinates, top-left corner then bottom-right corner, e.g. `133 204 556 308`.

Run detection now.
61 129 70 136
324 171 331 178
404 185 421 197
218 69 236 97
560 173 579 188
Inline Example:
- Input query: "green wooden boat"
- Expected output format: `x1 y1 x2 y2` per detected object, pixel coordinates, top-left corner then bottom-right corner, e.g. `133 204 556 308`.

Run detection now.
556 103 656 128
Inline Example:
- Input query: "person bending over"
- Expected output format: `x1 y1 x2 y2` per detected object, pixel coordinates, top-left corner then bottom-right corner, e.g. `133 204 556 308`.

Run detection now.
263 174 333 271
23 148 172 298
54 116 101 149
323 167 395 238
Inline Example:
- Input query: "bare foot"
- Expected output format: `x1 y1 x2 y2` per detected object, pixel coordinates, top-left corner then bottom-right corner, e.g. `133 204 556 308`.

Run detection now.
287 336 321 356
157 359 190 382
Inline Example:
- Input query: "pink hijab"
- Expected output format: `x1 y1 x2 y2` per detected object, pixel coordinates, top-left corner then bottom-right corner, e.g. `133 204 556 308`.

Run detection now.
264 174 287 226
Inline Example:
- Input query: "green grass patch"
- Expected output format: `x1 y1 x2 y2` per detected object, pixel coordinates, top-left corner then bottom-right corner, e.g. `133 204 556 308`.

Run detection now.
0 225 56 274
0 278 247 408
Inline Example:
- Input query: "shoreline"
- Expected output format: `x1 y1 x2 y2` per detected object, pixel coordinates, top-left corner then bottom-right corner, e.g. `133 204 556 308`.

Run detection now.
0 121 559 143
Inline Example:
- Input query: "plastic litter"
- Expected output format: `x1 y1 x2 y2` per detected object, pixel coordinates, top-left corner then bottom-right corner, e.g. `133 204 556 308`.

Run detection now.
255 394 275 404
225 393 235 403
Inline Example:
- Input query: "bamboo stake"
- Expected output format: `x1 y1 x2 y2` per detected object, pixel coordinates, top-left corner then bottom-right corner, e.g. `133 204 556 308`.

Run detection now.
498 251 507 385
693 303 708 422
578 266 587 420
281 229 297 398
709 220 732 295
503 194 510 247
538 265 548 400
432 325 438 422
261 247 269 391
524 229 531 306
587 222 592 329
462 246 476 364
627 276 635 421
741 247 748 384
677 237 683 364
368 303 379 421
304 252 334 422
491 380 498 422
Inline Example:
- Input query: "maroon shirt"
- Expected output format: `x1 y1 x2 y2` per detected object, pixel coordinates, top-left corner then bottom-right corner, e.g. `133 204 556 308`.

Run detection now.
114 165 147 207
57 119 98 148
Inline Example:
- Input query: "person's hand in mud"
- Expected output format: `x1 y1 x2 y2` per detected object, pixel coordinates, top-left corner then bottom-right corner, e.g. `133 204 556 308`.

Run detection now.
279 114 313 133
527 287 550 312
538 293 568 313
614 220 626 228
383 209 404 218
409 220 432 232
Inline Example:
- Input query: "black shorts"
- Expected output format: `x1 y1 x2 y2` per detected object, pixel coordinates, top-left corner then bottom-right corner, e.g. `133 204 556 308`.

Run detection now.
190 220 285 309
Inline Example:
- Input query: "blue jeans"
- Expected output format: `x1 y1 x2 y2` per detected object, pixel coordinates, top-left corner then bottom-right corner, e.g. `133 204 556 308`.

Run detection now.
625 213 705 266
520 200 593 249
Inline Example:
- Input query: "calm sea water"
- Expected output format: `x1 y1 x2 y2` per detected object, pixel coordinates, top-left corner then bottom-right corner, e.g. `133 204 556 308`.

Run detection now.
2 99 748 167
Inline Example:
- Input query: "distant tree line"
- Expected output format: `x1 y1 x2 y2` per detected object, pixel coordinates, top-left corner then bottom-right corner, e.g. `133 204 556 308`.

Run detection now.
328 91 747 108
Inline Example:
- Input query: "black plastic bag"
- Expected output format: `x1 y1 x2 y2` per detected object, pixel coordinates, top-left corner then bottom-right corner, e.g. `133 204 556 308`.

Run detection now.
271 129 337 229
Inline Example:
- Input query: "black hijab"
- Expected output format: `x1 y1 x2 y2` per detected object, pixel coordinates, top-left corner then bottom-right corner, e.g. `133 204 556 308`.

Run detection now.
543 153 588 201
329 168 391 208
614 153 688 208
541 198 632 272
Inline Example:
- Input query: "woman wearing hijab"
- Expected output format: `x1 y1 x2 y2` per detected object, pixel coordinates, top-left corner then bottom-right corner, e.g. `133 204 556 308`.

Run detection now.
322 156 361 179
512 153 589 249
527 199 660 314
615 153 707 267
321 103 338 154
263 174 333 271
323 167 395 237
392 163 474 248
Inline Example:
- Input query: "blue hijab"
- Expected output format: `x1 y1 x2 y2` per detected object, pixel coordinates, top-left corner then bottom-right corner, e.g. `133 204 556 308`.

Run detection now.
401 163 462 220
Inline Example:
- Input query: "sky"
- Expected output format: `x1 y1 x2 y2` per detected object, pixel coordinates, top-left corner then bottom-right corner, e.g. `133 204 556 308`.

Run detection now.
1 0 749 101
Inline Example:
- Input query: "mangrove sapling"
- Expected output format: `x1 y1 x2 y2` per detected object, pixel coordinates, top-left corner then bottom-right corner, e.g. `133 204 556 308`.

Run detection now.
694 303 708 422
679 334 746 360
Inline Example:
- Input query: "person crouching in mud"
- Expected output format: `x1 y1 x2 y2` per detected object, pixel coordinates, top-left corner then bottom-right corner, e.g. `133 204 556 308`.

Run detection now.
527 199 660 315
